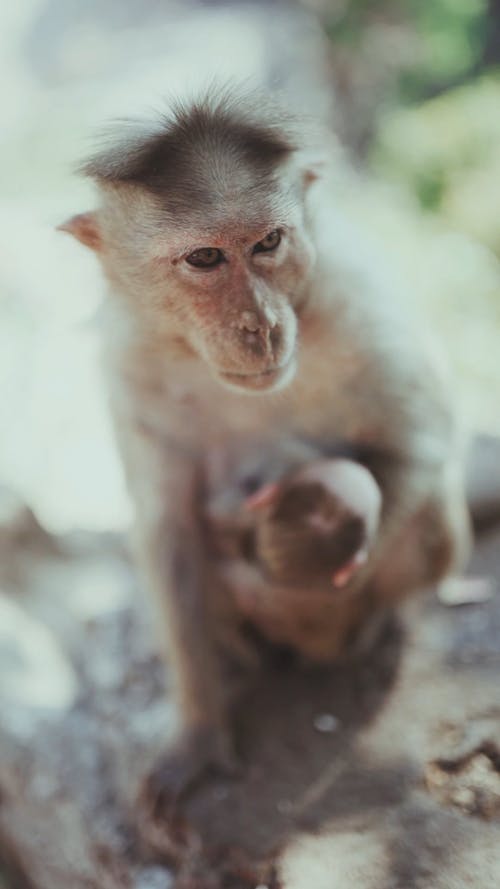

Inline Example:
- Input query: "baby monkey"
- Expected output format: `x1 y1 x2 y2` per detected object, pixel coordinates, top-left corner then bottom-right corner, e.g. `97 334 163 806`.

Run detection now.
205 444 384 664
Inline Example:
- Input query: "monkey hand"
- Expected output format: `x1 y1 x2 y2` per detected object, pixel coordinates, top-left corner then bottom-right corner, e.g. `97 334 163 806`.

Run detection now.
140 723 239 820
329 546 369 588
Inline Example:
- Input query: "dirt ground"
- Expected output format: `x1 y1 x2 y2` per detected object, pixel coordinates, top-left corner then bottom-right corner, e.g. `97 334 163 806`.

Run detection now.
0 458 499 889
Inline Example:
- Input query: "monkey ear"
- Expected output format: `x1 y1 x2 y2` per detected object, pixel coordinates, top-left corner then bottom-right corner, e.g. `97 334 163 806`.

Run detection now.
299 134 341 190
300 154 328 191
303 166 322 187
57 212 102 252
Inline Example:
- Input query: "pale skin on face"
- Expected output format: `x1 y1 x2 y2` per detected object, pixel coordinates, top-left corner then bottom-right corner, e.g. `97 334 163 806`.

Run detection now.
59 95 471 808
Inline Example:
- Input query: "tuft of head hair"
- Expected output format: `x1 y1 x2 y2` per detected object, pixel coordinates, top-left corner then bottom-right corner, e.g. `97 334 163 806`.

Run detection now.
81 88 298 217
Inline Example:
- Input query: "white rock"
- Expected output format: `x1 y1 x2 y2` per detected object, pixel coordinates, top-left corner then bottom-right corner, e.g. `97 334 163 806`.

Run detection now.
0 593 77 715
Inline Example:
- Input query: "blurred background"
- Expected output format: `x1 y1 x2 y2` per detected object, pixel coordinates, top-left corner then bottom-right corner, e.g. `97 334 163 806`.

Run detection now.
0 6 499 886
0 0 499 535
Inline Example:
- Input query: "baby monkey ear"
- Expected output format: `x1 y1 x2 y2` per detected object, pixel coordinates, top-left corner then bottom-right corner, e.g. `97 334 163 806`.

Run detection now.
57 212 102 251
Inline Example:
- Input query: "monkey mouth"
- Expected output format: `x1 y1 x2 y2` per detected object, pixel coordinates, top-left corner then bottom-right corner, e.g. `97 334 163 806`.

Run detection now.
219 355 296 393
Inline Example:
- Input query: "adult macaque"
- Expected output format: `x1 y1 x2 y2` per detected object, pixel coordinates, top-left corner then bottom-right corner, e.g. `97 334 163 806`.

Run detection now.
60 90 470 803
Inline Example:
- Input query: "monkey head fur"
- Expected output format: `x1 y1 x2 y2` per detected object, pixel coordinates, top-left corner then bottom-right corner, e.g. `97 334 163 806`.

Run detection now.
61 90 322 394
253 459 382 587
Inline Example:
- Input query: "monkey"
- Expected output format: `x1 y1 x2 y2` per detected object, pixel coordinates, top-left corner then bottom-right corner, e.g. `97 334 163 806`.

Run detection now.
59 88 471 804
203 443 384 666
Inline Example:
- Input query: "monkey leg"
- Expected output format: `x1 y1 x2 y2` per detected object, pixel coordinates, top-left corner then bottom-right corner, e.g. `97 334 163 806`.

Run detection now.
123 457 241 815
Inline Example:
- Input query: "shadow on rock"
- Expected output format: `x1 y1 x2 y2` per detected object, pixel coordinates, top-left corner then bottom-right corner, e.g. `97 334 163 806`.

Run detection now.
140 616 405 885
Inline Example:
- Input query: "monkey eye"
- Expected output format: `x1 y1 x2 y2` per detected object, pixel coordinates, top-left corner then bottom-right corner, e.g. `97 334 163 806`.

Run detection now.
252 229 282 254
185 247 225 268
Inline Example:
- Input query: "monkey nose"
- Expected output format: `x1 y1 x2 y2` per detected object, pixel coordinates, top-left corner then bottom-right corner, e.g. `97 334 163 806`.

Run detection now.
240 311 261 334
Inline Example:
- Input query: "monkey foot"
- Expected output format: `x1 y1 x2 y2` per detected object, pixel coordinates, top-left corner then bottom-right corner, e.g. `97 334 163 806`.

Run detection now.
138 725 240 836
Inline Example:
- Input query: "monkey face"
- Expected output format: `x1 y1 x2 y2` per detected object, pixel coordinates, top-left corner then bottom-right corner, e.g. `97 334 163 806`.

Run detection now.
164 206 316 394
86 187 316 394
65 91 324 394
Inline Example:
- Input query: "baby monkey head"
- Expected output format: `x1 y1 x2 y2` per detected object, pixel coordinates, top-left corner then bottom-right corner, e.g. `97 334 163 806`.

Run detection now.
61 90 321 394
250 459 382 588
257 480 367 586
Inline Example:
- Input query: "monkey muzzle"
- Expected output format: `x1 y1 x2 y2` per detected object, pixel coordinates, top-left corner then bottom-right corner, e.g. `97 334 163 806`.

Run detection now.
219 352 297 393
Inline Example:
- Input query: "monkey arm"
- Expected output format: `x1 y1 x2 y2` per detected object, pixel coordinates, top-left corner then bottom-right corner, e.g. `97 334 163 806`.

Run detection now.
348 382 471 596
136 481 225 731
109 398 236 796
296 319 472 597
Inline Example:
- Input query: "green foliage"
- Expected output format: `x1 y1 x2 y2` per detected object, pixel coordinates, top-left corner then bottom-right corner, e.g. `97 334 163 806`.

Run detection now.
327 1 500 250
372 76 500 251
414 168 447 212
403 0 488 98
326 0 490 100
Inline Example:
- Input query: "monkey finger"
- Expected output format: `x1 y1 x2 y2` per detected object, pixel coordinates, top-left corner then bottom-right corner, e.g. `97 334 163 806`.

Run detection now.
244 482 280 511
332 548 368 588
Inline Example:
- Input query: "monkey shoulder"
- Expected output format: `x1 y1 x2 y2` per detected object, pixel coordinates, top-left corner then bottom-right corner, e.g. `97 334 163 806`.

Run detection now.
293 277 456 463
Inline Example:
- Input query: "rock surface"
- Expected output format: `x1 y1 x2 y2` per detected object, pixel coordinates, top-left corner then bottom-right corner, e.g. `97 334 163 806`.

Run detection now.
0 482 499 889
